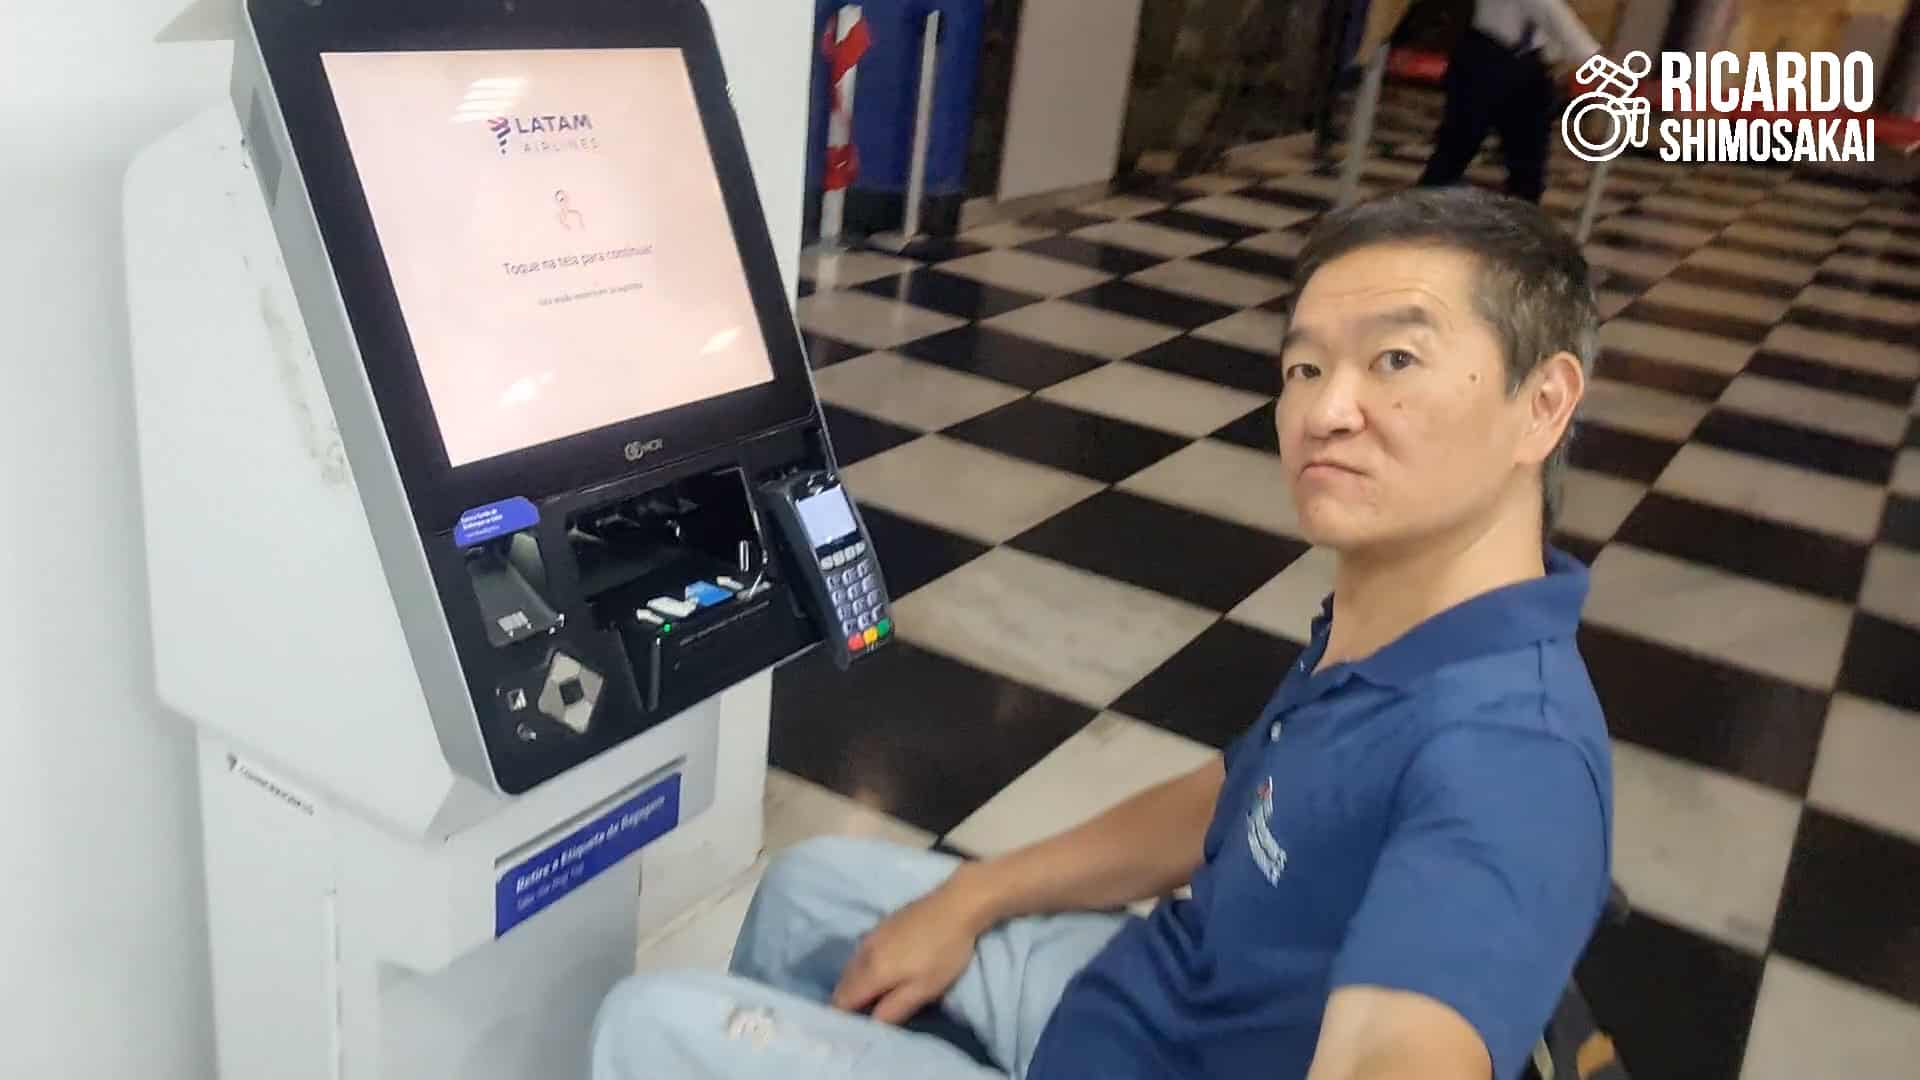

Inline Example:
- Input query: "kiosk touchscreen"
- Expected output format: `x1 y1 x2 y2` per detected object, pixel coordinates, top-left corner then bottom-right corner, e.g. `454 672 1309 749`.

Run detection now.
124 1 883 1077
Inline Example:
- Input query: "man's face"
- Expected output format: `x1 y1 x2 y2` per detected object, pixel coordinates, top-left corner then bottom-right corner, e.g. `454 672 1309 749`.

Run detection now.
1276 243 1540 553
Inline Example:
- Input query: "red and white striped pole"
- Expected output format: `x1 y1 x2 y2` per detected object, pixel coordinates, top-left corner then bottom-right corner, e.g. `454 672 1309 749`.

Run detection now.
820 5 870 248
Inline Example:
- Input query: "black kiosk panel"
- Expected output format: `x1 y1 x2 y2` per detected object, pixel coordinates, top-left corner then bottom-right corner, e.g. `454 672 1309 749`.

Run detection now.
248 0 875 793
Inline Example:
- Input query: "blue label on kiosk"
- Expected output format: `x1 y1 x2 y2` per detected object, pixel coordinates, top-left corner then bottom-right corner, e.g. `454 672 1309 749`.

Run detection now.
455 497 540 548
495 772 682 937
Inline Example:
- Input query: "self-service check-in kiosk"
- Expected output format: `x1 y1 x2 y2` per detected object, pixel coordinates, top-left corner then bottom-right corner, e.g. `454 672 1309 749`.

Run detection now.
124 2 891 1076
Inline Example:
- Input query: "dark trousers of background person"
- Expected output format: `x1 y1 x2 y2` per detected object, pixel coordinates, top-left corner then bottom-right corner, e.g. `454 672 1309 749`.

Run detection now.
1418 28 1556 202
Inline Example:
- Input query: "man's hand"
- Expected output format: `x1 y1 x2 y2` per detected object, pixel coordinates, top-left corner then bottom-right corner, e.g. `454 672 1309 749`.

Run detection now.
830 873 993 1024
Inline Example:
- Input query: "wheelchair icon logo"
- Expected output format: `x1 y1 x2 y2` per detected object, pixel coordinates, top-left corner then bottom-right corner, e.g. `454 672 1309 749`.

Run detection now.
1562 51 1655 163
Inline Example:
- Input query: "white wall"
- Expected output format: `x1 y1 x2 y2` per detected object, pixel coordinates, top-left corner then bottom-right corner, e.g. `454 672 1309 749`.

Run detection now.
0 4 228 1076
996 0 1146 201
0 2 809 1078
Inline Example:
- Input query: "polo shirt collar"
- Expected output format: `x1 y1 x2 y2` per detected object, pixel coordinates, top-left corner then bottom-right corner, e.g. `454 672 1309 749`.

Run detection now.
1302 547 1589 691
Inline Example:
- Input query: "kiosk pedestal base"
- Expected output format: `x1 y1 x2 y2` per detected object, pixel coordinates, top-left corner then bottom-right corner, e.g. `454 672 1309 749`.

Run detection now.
195 677 765 1080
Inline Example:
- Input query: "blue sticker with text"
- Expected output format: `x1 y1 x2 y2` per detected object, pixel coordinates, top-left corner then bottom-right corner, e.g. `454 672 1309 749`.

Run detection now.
494 772 682 937
454 497 540 548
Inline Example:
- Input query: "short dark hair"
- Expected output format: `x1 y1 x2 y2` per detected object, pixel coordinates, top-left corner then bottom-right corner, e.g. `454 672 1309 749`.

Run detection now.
1289 186 1599 533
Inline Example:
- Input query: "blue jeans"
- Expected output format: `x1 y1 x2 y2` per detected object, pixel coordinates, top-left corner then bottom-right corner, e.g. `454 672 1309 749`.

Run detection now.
591 837 1136 1079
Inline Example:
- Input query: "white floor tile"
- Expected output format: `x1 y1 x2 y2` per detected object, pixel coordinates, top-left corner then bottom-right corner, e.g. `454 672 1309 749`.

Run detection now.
1071 218 1225 259
1639 279 1792 325
1778 180 1874 208
1129 258 1291 308
1037 361 1270 437
1655 443 1886 544
1808 694 1920 846
1228 545 1337 644
947 713 1218 857
1179 193 1318 232
1602 317 1756 376
1584 243 1683 282
1749 199 1859 232
1821 253 1920 290
1119 439 1304 539
1602 214 1720 250
1193 308 1288 355
1843 226 1920 258
812 351 1025 432
1740 956 1920 1080
1609 740 1801 955
984 299 1183 361
1558 468 1647 542
1861 544 1920 630
634 865 761 973
891 547 1216 708
1762 323 1920 380
939 248 1114 298
1896 449 1920 498
1580 377 1712 442
1716 374 1911 446
1723 220 1838 257
1080 194 1171 220
841 434 1103 544
800 249 921 289
959 221 1056 248
1684 245 1819 287
796 290 965 351
1585 543 1855 690
1635 193 1749 224
762 769 936 854
1792 283 1920 326
1178 173 1254 195
1237 230 1311 258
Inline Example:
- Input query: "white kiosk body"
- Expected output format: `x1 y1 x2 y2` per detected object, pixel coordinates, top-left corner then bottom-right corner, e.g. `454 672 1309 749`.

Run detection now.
124 2 892 1076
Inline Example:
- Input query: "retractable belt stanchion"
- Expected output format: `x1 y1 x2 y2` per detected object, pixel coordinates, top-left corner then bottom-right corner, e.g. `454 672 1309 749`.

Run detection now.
1337 44 1390 210
870 10 942 253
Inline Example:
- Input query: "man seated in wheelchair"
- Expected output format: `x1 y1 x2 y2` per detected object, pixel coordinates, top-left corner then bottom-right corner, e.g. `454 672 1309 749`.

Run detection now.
594 186 1615 1080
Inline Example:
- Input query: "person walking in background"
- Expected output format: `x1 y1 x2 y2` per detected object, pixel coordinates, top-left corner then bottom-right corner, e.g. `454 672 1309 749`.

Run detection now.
1418 0 1602 202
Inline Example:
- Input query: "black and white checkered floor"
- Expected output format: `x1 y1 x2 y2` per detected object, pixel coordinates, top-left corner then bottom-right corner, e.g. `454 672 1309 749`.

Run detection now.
637 89 1920 1079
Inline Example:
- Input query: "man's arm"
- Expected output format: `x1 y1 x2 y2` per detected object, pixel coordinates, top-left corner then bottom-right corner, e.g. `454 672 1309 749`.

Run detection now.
831 758 1225 1021
947 758 1224 925
1305 724 1609 1080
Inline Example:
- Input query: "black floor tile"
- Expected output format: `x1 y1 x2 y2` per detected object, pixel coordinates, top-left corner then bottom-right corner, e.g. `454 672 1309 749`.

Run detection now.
1811 269 1920 305
1131 336 1283 396
1112 620 1303 748
899 325 1104 391
1592 225 1702 259
1668 264 1806 300
1066 280 1238 331
1240 186 1332 213
1746 350 1917 405
1614 492 1868 603
1780 305 1917 345
854 269 1042 321
1634 204 1740 231
1885 495 1920 550
1021 208 1108 234
821 405 918 465
1910 416 1920 448
1838 611 1920 712
1618 301 1773 344
858 505 991 599
1692 410 1895 484
1552 532 1605 566
1773 808 1920 1008
1211 406 1281 455
1568 424 1685 484
1576 910 1765 1080
894 237 991 263
1194 244 1299 282
1715 235 1835 263
943 396 1188 484
1837 241 1920 269
1595 350 1732 400
1577 623 1830 796
1136 208 1264 243
770 642 1097 836
805 333 867 369
1018 234 1165 276
1010 490 1310 612
1746 206 1849 235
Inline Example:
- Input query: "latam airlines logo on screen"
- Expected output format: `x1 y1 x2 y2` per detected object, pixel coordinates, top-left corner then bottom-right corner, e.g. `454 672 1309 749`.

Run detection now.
487 113 601 157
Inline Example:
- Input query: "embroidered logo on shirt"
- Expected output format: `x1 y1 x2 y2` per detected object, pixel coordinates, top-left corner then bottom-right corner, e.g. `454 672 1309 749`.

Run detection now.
1246 777 1288 885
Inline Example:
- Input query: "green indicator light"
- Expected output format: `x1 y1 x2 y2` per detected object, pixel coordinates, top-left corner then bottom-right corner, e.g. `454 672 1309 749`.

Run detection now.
661 623 673 634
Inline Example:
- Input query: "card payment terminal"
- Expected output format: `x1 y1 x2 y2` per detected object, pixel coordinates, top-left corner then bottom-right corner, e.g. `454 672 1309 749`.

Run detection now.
760 472 893 668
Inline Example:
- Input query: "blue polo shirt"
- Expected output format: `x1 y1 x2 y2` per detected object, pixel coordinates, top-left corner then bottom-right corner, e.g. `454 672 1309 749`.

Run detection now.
1028 549 1613 1080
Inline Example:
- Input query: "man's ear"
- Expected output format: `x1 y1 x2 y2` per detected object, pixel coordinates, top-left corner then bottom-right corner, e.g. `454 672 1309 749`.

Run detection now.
1518 351 1584 467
